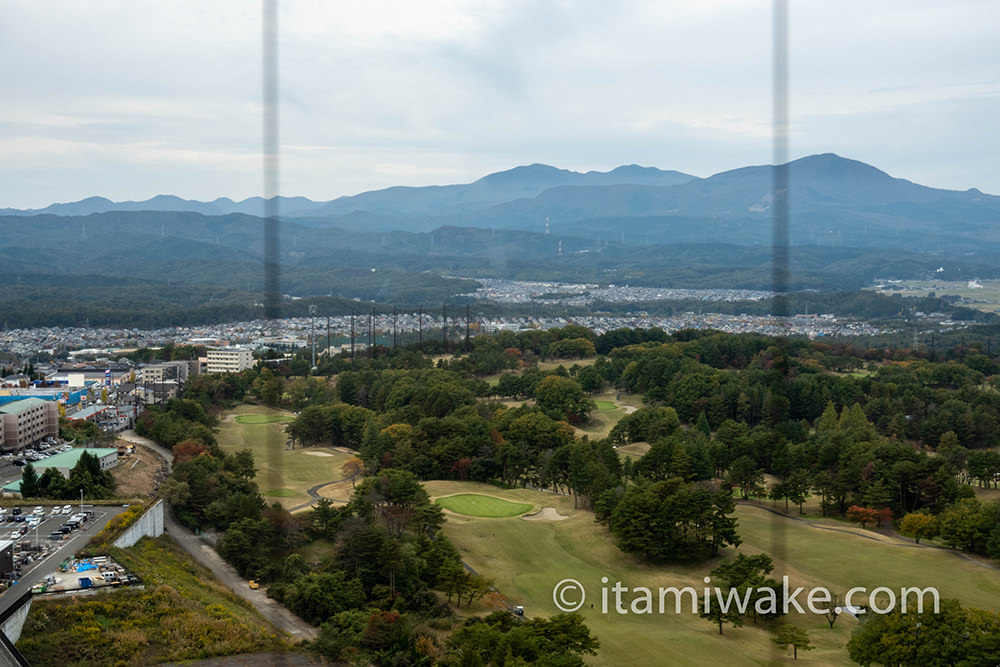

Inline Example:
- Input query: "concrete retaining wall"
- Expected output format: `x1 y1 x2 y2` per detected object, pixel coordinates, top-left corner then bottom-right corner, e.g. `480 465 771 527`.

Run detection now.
0 590 32 647
113 499 164 548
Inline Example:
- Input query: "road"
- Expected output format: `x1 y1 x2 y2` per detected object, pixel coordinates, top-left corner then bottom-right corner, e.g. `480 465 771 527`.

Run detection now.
0 504 130 619
118 430 319 642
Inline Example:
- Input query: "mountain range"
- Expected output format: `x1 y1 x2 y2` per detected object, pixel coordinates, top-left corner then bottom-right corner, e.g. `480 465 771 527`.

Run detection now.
5 154 999 253
3 154 1000 318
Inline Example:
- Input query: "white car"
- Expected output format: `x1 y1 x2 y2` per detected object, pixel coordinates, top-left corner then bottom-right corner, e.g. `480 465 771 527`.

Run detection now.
62 505 72 514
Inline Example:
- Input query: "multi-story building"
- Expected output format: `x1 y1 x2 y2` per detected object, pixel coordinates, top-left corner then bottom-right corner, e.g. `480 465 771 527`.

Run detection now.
141 359 199 383
0 398 59 452
206 347 254 374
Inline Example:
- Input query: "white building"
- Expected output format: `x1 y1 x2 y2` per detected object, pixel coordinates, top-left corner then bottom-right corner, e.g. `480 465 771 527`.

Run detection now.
206 347 255 374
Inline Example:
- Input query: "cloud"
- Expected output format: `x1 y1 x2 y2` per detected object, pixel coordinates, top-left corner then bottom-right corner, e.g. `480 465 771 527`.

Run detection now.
1 0 998 207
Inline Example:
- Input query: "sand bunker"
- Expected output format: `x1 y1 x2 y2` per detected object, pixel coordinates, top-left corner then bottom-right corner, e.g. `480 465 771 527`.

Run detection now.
521 507 568 521
303 451 335 457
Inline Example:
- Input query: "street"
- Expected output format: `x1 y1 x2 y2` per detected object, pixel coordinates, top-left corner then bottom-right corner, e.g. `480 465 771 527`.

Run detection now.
0 504 130 619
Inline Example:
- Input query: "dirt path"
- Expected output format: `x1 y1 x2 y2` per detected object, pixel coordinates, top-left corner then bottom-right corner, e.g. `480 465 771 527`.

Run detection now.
162 504 318 641
123 430 319 640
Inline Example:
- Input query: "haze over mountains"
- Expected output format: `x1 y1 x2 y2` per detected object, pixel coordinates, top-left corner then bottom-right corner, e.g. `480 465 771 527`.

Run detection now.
6 154 999 248
3 153 1000 311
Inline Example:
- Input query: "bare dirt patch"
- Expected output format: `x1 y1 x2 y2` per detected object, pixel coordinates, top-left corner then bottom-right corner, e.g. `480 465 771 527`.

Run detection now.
521 506 568 521
616 442 651 459
316 479 356 504
111 441 165 498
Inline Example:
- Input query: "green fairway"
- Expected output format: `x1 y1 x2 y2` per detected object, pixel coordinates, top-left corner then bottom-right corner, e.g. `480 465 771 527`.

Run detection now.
436 493 534 517
428 480 1000 666
262 488 298 498
594 400 618 411
218 405 356 510
234 413 295 424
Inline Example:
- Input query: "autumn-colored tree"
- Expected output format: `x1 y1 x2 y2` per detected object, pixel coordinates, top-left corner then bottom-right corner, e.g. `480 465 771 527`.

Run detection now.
173 439 206 463
341 457 364 487
847 505 879 529
451 457 472 481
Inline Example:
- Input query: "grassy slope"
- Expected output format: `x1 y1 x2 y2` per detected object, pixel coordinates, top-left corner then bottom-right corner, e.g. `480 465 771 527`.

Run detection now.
16 536 287 666
427 480 1000 666
574 390 629 440
217 405 355 510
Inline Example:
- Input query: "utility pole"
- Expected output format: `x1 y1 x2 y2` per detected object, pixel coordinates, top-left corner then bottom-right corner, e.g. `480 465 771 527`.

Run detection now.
309 304 317 370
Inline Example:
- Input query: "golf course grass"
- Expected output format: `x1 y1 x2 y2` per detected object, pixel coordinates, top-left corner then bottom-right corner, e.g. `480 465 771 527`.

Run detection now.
262 488 298 498
219 405 356 510
594 400 618 411
427 480 1000 666
435 493 533 518
234 414 295 424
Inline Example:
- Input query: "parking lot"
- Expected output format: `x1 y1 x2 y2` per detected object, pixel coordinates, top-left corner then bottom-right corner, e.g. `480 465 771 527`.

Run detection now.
0 503 129 613
0 437 74 486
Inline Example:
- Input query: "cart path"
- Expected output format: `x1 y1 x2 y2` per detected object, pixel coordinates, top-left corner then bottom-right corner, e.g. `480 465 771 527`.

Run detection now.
121 430 319 640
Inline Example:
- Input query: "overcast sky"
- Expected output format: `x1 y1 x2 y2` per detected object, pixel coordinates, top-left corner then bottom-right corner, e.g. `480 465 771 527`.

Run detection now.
2 0 998 209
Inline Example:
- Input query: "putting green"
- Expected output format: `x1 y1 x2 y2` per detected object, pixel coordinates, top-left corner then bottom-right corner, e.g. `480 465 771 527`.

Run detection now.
435 494 533 518
234 414 294 424
594 400 618 411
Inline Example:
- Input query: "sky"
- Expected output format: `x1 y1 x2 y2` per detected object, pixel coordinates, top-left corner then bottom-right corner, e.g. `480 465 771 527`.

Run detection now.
1 0 998 209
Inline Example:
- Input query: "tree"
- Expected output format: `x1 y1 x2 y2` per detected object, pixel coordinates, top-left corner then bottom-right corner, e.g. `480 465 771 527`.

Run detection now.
727 456 766 499
899 512 938 544
939 498 990 552
610 478 740 562
19 463 40 498
534 375 596 423
341 457 364 487
772 625 814 659
824 592 843 629
785 469 812 514
701 596 744 635
226 449 257 480
847 599 1000 667
846 505 879 529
